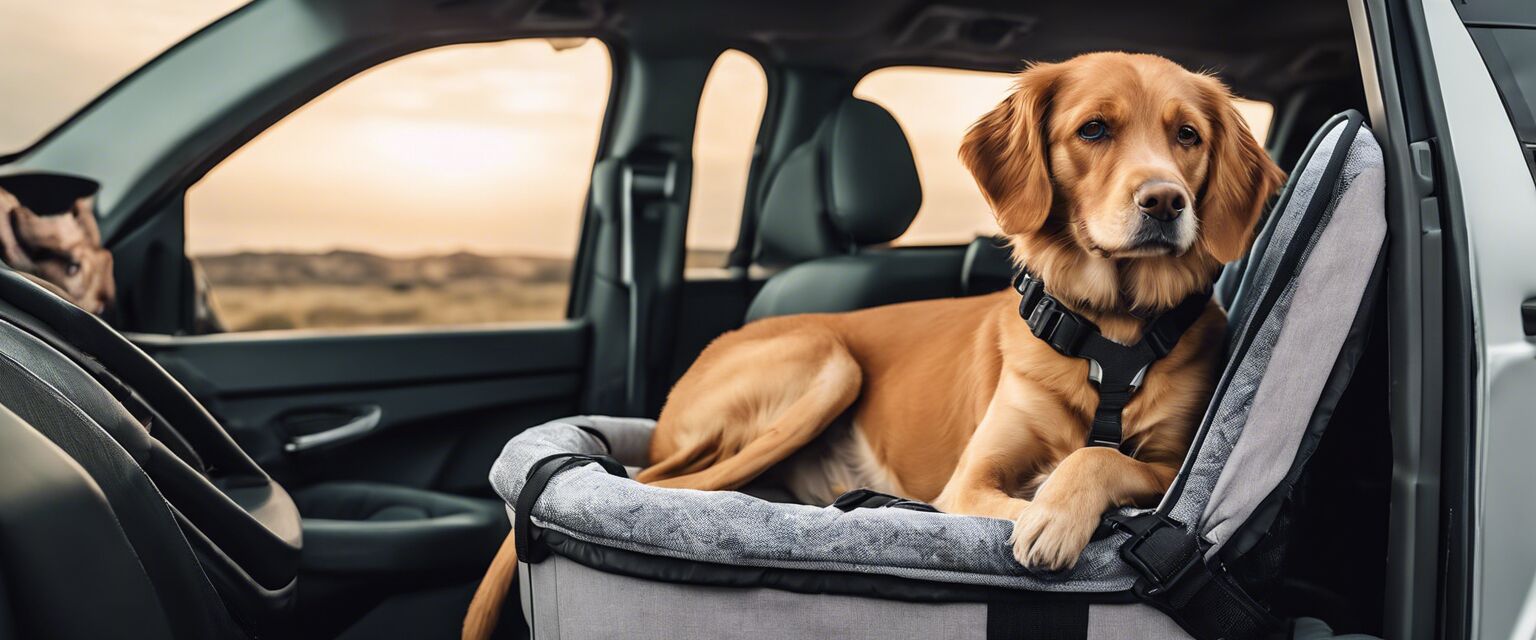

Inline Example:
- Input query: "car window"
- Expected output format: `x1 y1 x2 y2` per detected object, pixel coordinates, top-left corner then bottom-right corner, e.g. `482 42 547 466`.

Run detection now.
854 66 1275 246
184 38 611 333
0 0 249 153
687 50 768 270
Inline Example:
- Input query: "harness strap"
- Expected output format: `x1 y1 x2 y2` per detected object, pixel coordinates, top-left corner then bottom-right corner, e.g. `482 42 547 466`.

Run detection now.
1014 271 1210 450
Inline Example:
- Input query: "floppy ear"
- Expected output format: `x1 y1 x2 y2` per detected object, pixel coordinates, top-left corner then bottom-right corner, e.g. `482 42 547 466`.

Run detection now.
960 62 1062 236
72 196 102 246
0 190 34 270
1198 81 1287 263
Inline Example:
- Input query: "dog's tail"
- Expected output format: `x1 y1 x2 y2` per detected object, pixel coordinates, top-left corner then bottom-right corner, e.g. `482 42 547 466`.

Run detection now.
463 532 519 640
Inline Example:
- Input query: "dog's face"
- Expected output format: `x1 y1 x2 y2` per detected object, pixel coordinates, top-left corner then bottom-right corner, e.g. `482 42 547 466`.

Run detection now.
962 53 1285 309
0 191 116 314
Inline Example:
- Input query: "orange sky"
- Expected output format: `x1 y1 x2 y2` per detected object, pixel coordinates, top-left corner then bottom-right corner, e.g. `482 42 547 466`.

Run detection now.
3 2 1272 259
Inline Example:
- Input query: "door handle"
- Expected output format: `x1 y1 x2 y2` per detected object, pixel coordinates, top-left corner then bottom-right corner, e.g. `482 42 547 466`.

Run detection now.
1524 298 1535 337
281 405 383 453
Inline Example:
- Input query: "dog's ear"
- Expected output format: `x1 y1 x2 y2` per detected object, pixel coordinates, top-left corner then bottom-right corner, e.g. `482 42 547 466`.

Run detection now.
71 196 102 246
0 189 34 271
960 62 1062 236
1197 79 1287 264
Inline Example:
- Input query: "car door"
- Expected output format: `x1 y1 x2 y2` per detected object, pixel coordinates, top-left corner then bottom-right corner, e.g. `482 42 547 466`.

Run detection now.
112 37 616 498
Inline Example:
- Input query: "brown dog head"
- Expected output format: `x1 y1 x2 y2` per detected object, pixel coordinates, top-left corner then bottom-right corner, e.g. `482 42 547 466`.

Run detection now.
0 185 116 315
961 52 1285 314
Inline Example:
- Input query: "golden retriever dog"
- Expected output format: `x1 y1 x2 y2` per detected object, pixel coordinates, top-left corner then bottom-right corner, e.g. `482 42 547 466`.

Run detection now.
465 51 1284 639
0 179 116 314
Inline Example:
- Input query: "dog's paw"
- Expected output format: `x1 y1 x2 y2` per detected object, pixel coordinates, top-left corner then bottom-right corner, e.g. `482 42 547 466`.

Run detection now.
1008 500 1098 572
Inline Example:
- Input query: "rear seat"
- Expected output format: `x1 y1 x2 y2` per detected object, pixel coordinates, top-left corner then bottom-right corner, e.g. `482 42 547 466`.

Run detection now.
747 98 982 320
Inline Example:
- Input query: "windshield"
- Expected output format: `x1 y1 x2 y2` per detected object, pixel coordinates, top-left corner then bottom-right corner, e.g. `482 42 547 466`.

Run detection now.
0 0 250 154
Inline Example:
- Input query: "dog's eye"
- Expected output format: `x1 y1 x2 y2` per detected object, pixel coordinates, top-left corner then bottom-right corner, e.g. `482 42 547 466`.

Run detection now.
1177 125 1201 146
66 262 80 276
1077 120 1108 141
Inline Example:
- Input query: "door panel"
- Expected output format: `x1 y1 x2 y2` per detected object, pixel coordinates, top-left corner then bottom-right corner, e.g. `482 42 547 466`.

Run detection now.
132 321 586 496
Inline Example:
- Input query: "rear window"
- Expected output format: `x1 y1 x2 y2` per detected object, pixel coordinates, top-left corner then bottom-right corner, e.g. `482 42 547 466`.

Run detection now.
854 66 1274 246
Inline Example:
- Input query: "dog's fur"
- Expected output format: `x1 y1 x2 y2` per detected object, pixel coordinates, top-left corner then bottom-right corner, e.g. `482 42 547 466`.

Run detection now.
464 52 1284 639
0 187 115 314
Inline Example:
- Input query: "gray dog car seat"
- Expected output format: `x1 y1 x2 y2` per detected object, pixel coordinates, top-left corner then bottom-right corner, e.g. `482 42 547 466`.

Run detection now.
489 111 1387 639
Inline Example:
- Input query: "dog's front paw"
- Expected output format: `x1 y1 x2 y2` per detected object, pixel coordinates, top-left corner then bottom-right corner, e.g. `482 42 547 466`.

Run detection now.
1008 500 1098 572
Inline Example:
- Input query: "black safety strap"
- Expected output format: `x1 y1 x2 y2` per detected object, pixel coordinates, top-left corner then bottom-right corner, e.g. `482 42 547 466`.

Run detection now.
515 452 628 563
831 488 939 513
1106 512 1281 639
986 600 1088 640
1015 272 1210 450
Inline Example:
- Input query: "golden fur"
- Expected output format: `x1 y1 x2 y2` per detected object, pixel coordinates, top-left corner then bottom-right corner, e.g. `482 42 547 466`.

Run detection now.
465 52 1284 638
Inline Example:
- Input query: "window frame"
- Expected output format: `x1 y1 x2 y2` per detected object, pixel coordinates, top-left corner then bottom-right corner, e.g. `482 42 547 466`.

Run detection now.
171 34 623 333
685 48 774 274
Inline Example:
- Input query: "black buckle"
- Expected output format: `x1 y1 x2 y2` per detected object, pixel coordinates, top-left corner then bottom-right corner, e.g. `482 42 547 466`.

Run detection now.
1112 514 1208 597
1025 297 1089 355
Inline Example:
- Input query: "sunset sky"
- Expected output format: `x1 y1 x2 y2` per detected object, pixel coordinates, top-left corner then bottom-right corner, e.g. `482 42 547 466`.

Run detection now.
2 1 1271 259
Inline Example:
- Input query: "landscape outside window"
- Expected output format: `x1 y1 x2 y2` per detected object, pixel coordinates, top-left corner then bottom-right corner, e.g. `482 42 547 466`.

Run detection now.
185 39 612 332
687 50 768 270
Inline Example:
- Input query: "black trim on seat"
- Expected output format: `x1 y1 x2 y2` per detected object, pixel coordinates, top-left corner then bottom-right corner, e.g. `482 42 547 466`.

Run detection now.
988 600 1089 640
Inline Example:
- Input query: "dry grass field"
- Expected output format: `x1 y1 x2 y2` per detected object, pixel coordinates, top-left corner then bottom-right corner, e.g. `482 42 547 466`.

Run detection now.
196 248 729 332
206 280 572 331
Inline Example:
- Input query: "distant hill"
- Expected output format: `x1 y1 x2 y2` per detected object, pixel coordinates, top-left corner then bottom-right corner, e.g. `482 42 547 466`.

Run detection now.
196 250 572 287
196 247 735 287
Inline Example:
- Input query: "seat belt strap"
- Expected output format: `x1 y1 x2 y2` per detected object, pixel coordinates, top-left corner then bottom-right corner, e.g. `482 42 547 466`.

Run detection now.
1106 512 1281 640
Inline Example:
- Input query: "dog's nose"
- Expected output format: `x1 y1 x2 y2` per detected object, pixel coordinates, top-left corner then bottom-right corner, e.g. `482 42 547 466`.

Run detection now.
1135 183 1187 222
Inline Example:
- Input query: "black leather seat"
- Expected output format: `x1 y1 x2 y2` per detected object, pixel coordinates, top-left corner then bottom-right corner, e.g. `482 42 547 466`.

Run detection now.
0 267 507 638
746 98 978 321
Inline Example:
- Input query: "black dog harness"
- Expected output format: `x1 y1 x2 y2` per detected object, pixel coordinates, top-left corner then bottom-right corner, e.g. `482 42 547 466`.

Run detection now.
1013 271 1211 451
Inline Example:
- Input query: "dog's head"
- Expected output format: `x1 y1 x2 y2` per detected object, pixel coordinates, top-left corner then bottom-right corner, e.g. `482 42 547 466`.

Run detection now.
962 52 1285 312
0 188 116 315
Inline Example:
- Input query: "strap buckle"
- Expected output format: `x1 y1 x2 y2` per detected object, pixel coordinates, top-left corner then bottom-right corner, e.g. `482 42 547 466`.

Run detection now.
1110 513 1209 597
1024 296 1090 356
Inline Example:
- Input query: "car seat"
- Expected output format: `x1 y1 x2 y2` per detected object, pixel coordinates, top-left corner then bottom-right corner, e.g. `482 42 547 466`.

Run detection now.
746 97 981 320
487 111 1387 639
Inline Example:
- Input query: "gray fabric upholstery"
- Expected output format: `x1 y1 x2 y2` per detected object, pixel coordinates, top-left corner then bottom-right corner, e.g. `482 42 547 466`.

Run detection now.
520 557 1191 640
1162 119 1387 557
754 99 922 268
492 416 1138 592
524 557 988 640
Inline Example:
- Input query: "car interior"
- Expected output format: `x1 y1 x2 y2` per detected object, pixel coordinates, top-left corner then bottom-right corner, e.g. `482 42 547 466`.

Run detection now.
0 0 1409 638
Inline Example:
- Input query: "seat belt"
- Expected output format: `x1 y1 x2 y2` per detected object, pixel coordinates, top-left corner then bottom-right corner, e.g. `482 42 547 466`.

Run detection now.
1106 512 1281 639
614 155 678 417
1013 271 1210 450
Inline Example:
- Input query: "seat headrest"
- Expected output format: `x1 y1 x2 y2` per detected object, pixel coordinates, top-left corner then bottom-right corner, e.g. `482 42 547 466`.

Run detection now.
754 99 922 268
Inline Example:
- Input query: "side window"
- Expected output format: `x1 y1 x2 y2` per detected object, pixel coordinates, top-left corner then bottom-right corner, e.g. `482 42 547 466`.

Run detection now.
185 39 611 332
854 66 1274 246
687 50 768 270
